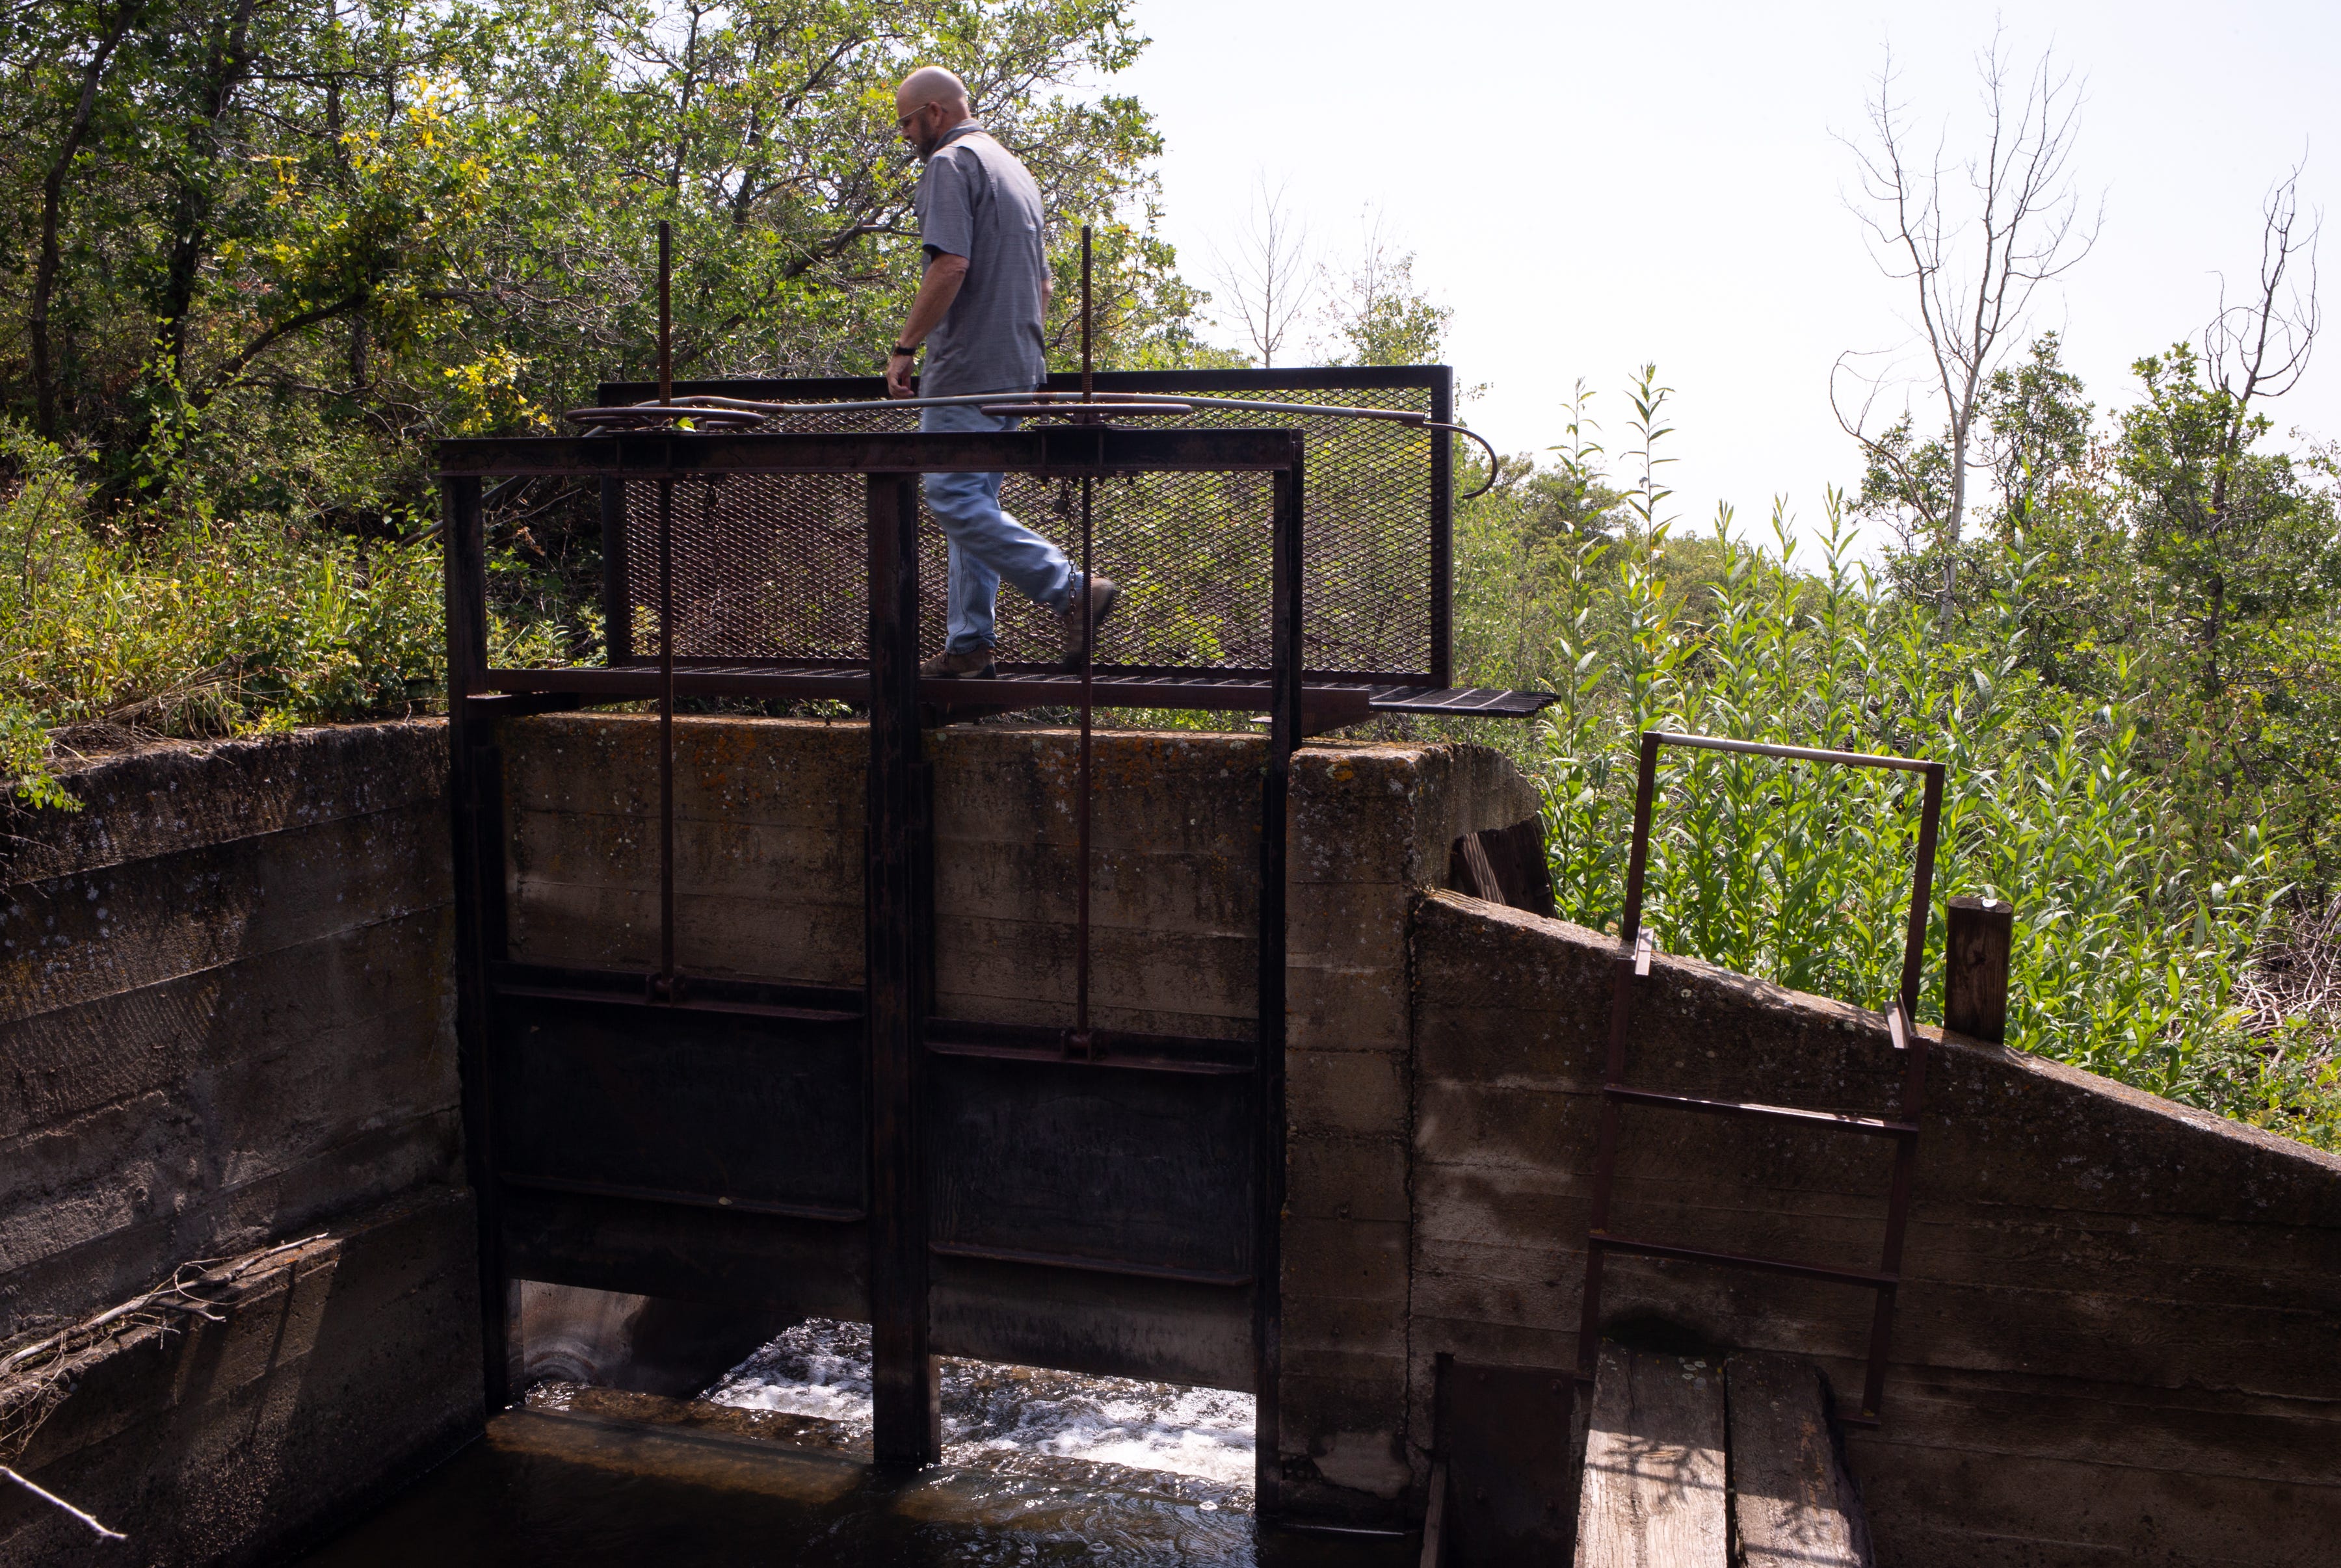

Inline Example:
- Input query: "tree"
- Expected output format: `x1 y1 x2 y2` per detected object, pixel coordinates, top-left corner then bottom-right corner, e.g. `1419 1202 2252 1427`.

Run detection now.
2119 168 2324 699
1317 209 1449 367
1855 332 2110 646
1835 31 2098 627
1206 176 1312 367
0 0 1176 521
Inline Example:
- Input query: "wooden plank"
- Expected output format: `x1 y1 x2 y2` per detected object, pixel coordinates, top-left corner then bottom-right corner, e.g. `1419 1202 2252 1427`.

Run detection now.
501 1187 867 1320
1727 1353 1873 1568
928 1253 1252 1391
491 996 864 1212
1572 1344 1728 1568
1420 1456 1450 1568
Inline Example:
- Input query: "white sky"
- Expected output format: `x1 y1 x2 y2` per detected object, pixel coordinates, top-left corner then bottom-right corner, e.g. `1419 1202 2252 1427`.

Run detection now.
1111 0 2338 549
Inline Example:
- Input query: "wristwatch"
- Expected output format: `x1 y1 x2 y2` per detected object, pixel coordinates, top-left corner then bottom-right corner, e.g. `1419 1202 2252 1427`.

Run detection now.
890 344 917 358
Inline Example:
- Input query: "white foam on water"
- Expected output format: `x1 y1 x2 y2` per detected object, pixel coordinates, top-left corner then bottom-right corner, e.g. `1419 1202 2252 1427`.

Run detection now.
703 1318 1257 1492
702 1318 876 1435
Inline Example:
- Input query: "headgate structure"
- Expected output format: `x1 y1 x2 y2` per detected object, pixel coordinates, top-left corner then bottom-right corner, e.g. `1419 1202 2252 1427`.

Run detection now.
438 367 1546 1511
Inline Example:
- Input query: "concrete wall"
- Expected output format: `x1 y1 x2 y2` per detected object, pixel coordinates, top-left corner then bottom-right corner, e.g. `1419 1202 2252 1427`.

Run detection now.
502 714 1280 1038
1278 743 1537 1519
496 713 1536 1520
10 711 2321 1561
1409 890 2341 1567
0 724 482 1565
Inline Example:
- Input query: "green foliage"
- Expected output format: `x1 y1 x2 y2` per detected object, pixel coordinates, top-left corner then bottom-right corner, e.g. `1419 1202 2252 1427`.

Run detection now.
1455 372 2334 1147
1320 242 1451 368
3 0 1182 498
0 423 561 805
1 0 1183 796
1843 333 2341 897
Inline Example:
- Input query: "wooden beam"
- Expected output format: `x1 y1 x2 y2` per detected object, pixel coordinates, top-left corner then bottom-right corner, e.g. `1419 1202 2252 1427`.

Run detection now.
1572 1343 1727 1568
1726 1354 1875 1568
1417 1456 1449 1568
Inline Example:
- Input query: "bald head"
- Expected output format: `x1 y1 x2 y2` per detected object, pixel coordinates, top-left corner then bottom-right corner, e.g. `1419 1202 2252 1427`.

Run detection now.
896 65 970 118
894 66 972 155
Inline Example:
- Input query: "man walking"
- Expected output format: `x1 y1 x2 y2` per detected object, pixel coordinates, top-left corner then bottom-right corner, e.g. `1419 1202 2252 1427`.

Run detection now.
887 65 1115 677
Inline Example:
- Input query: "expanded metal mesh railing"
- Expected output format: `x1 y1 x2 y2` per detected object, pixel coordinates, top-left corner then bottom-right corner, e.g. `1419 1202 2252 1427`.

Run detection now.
597 367 1453 684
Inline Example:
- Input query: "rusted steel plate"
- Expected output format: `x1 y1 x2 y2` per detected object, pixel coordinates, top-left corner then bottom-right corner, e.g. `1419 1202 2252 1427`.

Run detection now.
490 990 864 1217
925 1049 1256 1285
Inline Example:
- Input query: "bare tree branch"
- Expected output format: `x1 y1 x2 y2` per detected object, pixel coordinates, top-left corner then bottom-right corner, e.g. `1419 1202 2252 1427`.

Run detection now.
1834 30 2101 626
1208 176 1314 368
2204 163 2321 409
2189 161 2321 696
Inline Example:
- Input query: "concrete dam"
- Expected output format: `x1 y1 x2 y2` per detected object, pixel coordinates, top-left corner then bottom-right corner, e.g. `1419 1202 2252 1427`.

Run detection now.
5 712 2336 1565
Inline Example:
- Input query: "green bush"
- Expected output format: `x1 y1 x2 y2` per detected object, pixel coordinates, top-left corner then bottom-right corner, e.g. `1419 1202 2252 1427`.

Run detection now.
1453 376 2337 1148
1 424 561 809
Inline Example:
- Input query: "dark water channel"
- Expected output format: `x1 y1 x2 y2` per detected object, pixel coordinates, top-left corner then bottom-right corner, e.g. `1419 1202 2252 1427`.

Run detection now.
295 1408 1415 1567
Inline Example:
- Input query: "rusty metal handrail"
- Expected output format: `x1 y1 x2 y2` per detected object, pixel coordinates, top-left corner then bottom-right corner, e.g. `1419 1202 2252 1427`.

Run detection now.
562 390 1504 498
1578 727 1945 1428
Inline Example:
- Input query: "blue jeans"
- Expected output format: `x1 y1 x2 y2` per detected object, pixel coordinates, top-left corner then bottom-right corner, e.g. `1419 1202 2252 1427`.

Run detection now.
920 402 1078 653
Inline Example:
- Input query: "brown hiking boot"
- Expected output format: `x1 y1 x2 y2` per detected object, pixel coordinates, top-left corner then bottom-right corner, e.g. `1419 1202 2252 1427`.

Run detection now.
1058 574 1119 669
919 647 996 679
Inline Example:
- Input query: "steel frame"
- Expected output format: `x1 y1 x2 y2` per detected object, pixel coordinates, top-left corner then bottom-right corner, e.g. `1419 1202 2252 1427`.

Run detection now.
443 426 1303 1505
1572 729 1945 1427
590 365 1460 688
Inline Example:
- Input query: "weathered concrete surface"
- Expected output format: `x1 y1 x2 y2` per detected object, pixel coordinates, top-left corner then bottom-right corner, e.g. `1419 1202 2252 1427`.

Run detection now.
0 1188 481 1567
1410 890 2341 1567
2 724 462 1336
1279 742 1536 1522
0 724 481 1565
516 1280 772 1398
498 714 1537 1523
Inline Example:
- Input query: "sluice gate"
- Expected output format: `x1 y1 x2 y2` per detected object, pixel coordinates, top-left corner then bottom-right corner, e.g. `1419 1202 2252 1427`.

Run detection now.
436 367 1549 1511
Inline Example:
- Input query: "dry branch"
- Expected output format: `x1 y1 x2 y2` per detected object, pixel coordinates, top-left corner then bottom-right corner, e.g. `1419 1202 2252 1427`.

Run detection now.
0 1234 328 1467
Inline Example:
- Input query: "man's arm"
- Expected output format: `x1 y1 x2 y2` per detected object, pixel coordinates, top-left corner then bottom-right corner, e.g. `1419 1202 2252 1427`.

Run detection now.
887 252 968 397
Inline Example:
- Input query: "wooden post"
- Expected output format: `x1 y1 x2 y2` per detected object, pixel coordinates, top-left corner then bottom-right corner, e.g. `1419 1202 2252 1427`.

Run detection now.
866 471 938 1467
1944 895 2015 1043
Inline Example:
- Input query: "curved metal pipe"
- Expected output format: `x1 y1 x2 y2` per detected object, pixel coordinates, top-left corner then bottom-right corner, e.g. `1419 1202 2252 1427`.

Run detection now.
1424 422 1503 499
566 390 1506 499
585 389 1436 425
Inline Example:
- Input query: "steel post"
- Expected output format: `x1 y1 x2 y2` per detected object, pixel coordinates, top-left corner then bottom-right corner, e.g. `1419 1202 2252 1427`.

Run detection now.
442 475 511 1409
866 471 938 1467
1253 441 1303 1515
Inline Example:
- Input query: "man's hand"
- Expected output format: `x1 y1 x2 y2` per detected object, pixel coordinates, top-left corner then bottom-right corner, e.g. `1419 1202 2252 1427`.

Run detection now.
888 251 969 398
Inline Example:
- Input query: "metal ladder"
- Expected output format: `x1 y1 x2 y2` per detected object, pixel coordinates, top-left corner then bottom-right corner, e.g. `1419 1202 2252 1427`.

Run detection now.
1574 729 1944 1426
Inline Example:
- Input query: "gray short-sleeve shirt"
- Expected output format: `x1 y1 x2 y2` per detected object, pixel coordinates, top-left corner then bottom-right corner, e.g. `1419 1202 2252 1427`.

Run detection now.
915 124 1048 397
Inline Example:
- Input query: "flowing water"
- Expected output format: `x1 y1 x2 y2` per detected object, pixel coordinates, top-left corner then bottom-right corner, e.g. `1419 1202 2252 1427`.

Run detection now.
704 1319 1259 1490
295 1320 1412 1567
